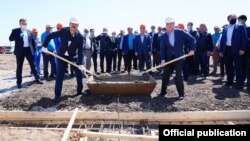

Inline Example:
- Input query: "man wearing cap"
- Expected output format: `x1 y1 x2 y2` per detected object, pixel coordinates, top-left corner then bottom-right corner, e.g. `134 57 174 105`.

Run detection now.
160 17 196 100
220 14 248 90
96 28 112 73
54 23 63 52
31 28 42 75
9 18 43 88
42 17 84 103
211 26 222 75
41 24 56 80
135 24 152 71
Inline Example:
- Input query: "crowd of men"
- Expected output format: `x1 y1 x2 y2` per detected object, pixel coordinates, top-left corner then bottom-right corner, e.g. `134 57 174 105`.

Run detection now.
9 14 250 103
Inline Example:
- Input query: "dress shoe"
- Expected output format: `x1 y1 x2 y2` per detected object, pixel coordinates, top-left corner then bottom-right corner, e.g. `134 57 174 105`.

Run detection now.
178 96 184 100
225 82 233 86
17 84 22 89
159 91 167 96
53 97 61 103
36 80 43 84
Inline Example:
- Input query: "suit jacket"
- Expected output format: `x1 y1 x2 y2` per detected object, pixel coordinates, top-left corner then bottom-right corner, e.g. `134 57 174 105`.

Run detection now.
189 30 198 38
90 36 99 53
9 28 36 56
96 33 111 53
153 33 162 52
122 34 135 55
134 34 152 55
43 27 84 65
220 24 248 55
160 29 196 61
117 35 124 50
110 37 118 50
196 32 213 52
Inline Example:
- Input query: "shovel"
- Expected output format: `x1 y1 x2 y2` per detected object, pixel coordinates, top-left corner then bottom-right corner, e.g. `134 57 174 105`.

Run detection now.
41 50 111 80
139 54 194 77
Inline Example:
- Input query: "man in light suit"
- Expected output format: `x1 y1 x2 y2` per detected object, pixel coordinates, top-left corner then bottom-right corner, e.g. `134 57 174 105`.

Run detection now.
135 24 152 71
42 17 84 103
160 17 195 100
9 18 43 88
219 14 248 90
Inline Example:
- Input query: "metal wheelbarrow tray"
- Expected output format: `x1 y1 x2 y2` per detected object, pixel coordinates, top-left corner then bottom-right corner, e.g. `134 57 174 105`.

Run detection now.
86 74 157 95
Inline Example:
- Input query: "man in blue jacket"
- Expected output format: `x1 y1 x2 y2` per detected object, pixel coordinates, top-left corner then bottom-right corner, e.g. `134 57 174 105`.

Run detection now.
41 24 56 80
160 17 195 100
42 17 84 103
122 27 137 74
219 14 248 90
135 24 152 71
9 18 43 88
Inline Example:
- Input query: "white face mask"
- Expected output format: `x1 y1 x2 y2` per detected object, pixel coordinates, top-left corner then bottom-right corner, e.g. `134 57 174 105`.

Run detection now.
21 25 27 30
187 26 191 31
84 33 89 37
238 21 243 25
103 31 107 34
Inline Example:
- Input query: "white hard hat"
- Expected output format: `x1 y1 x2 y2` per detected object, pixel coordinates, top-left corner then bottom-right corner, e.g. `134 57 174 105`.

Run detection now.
46 24 54 28
214 26 220 29
70 17 80 24
165 17 175 24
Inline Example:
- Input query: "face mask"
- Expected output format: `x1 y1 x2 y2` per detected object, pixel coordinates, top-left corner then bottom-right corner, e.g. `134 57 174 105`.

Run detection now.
112 35 116 38
103 31 107 34
21 25 27 30
187 26 191 31
229 18 237 25
84 33 89 36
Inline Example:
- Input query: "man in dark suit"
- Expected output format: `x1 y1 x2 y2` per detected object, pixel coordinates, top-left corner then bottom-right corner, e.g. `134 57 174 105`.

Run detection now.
90 29 99 73
110 32 118 72
160 17 196 100
122 27 137 74
194 24 213 78
186 22 198 75
117 30 126 72
96 28 112 73
220 14 248 90
135 24 152 71
9 18 43 88
238 15 250 91
152 27 162 67
42 17 84 103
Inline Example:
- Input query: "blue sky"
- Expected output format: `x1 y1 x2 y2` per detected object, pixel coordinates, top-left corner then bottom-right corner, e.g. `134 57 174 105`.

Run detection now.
0 0 249 45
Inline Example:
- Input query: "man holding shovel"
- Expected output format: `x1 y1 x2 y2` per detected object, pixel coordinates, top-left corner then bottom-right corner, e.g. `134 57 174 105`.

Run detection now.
42 17 84 103
160 17 196 100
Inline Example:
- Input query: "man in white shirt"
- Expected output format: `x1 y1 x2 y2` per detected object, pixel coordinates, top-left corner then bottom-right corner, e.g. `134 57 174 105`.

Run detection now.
219 14 248 90
9 18 43 88
83 29 92 71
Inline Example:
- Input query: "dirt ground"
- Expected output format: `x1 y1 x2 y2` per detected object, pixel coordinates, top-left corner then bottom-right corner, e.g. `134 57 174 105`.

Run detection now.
0 54 249 112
